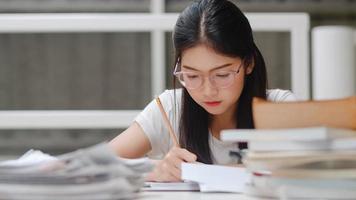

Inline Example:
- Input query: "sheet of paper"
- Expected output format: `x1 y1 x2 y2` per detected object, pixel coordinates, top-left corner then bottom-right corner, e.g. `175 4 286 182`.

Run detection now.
0 149 57 167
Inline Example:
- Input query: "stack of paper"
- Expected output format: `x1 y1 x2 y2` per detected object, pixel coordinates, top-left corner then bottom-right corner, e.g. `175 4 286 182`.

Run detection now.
0 143 152 200
221 126 356 199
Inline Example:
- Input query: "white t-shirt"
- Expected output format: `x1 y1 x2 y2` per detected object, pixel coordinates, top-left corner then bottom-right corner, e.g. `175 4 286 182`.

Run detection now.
135 88 296 165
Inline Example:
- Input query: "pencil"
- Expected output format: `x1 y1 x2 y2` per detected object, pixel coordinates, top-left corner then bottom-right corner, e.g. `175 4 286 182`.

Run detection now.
155 97 180 147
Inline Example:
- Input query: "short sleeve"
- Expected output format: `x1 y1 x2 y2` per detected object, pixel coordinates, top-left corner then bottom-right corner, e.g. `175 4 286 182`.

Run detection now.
134 90 178 159
267 89 298 102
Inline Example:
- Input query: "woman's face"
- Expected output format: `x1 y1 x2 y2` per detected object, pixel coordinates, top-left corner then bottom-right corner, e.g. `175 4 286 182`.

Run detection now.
180 44 252 116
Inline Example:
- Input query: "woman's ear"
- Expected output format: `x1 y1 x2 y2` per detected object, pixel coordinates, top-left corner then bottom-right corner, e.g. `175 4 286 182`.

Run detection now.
245 59 254 75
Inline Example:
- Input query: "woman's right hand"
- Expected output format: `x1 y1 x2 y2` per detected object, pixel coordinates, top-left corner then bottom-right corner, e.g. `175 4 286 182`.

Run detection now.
145 147 197 182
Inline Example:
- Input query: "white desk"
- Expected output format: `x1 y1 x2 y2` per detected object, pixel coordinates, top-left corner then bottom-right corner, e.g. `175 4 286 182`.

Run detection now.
140 191 266 200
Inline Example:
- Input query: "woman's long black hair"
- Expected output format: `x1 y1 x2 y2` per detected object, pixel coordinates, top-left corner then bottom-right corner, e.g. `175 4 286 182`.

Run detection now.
173 0 267 164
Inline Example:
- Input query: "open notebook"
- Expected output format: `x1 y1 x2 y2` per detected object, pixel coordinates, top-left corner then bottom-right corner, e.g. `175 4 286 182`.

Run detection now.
143 163 249 193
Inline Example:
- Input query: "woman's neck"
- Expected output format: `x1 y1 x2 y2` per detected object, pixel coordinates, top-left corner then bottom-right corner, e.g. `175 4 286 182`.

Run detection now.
210 105 237 139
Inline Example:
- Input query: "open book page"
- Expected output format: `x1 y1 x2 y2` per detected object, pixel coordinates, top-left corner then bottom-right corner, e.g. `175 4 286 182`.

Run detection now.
181 163 249 193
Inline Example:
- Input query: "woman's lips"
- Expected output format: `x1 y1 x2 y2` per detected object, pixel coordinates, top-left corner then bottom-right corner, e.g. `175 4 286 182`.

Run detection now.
204 101 222 106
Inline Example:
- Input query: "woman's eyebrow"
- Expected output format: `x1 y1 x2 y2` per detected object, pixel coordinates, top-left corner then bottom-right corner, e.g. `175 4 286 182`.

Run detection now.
182 63 233 71
212 63 233 71
182 65 199 71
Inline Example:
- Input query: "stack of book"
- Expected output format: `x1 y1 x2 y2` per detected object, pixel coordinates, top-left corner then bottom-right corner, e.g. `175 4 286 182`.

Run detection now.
0 143 152 200
221 126 356 199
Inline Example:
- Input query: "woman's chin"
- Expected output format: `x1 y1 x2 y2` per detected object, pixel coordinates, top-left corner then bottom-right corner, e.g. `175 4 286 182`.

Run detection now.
203 106 225 115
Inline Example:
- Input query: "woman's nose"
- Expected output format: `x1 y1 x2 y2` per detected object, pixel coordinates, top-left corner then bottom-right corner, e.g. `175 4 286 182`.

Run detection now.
202 77 218 97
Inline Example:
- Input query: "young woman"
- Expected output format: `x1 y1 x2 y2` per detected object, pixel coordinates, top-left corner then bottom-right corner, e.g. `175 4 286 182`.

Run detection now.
109 0 296 182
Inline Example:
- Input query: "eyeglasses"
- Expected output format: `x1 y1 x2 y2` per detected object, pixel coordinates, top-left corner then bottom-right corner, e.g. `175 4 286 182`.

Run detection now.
173 62 244 90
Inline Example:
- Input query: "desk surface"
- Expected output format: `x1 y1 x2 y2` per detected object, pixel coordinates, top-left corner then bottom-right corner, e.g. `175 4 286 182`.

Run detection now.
140 191 265 200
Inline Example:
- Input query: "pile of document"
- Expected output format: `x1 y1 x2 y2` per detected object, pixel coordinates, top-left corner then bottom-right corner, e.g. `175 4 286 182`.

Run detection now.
221 126 356 199
0 143 153 200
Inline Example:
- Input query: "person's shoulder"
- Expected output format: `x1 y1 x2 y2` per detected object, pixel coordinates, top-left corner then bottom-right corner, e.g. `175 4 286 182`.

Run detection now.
266 89 297 102
159 88 182 101
157 88 183 109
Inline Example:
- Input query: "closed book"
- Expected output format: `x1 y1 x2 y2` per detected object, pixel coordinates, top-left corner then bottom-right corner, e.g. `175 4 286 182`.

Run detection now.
245 173 356 199
252 96 356 130
221 127 356 142
243 150 356 171
248 137 356 151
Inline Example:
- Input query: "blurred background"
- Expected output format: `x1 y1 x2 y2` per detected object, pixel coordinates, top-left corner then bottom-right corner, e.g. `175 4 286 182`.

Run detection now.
0 0 355 159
